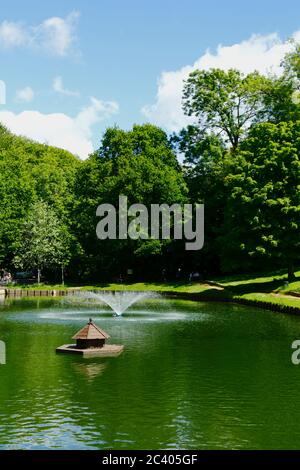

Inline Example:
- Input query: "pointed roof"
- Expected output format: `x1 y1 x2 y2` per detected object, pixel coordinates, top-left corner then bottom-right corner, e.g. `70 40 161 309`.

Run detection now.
72 318 110 340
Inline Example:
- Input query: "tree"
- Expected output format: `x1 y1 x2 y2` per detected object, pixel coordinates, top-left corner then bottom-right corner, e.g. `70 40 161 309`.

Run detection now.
260 42 300 123
183 68 271 149
0 125 79 277
260 74 300 124
73 124 188 280
282 41 300 82
172 126 226 273
13 201 72 284
0 147 35 267
220 121 300 281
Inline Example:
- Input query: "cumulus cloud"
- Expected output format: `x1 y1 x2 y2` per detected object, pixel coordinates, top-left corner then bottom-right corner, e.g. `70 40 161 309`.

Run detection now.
53 76 79 96
142 31 300 132
0 21 28 47
15 86 34 103
0 11 80 57
0 98 119 159
33 11 80 57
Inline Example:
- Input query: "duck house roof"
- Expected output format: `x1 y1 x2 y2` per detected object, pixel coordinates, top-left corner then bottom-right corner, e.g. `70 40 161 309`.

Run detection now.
72 319 110 340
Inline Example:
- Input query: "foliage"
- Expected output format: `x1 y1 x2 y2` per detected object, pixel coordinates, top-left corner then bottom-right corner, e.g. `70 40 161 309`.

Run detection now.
183 68 271 149
220 120 300 279
73 124 188 280
13 201 72 283
0 126 79 272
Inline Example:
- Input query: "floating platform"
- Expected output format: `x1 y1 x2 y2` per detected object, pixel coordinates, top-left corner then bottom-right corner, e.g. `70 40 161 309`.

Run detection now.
56 344 124 357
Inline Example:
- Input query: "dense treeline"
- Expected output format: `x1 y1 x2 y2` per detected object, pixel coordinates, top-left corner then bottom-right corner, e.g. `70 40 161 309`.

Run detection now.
2 44 300 283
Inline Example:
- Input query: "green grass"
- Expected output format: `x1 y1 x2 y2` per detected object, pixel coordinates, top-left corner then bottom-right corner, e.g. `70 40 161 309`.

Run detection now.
237 293 300 309
213 268 288 285
6 269 300 310
279 279 300 294
214 271 298 288
211 270 300 309
214 271 300 295
7 281 218 293
81 282 216 293
5 280 229 302
5 283 71 290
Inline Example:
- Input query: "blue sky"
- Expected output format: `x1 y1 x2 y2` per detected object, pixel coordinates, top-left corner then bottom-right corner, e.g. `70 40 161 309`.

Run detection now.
0 0 300 157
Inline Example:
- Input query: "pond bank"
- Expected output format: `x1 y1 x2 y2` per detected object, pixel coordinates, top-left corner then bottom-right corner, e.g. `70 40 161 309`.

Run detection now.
3 283 300 316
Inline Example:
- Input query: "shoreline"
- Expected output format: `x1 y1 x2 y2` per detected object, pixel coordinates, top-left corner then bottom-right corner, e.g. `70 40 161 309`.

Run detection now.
3 283 300 316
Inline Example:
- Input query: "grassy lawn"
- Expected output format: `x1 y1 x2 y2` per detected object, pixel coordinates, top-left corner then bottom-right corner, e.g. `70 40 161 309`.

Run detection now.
4 280 229 302
279 279 300 294
238 293 300 309
214 270 298 289
214 271 300 293
213 268 289 285
212 270 300 308
6 281 219 293
6 269 300 309
82 282 219 293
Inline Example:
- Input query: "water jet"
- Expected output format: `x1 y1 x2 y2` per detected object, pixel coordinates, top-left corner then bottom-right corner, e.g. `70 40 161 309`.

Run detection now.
69 290 157 316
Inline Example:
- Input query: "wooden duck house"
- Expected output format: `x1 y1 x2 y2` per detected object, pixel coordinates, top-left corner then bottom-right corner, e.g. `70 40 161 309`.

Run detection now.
73 318 109 349
56 318 124 357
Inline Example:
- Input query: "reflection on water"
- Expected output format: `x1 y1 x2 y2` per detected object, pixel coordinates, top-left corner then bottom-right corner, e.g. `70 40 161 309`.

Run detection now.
0 296 300 449
73 362 108 381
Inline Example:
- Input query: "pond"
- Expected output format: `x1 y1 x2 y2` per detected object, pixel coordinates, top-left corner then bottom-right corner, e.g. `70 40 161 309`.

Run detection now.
0 295 299 449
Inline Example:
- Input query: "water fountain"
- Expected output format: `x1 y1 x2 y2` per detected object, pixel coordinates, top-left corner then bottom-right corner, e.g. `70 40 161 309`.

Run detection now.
69 290 157 316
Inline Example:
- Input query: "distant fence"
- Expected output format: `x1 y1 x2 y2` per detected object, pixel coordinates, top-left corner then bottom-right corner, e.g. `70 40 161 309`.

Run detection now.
5 289 75 297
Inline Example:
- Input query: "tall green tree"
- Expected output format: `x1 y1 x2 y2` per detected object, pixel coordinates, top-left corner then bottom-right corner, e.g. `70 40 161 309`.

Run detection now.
282 41 300 82
183 68 271 149
0 127 35 266
13 201 72 284
0 125 79 276
220 120 300 280
73 124 188 280
172 126 226 273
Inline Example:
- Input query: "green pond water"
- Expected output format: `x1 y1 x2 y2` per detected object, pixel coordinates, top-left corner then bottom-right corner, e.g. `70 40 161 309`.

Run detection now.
0 295 300 450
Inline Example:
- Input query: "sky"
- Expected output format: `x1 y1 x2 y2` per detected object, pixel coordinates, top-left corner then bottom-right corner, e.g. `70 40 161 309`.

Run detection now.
0 0 300 158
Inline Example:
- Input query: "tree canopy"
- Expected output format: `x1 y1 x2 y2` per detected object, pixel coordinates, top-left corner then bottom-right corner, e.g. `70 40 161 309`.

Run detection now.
13 200 72 283
73 124 188 280
220 121 300 279
183 68 271 149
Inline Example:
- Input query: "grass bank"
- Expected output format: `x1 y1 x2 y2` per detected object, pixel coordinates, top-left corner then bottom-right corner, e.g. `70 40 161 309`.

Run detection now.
5 270 300 312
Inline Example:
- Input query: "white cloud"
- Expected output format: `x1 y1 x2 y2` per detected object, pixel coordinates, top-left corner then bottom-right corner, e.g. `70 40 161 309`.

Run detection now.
53 76 79 97
15 86 34 103
0 11 80 57
0 21 28 47
142 31 300 132
0 98 119 159
33 11 80 57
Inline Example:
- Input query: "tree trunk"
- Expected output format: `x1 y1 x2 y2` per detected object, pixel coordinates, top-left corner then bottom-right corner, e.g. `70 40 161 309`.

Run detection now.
61 265 64 286
288 262 295 283
37 268 41 285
